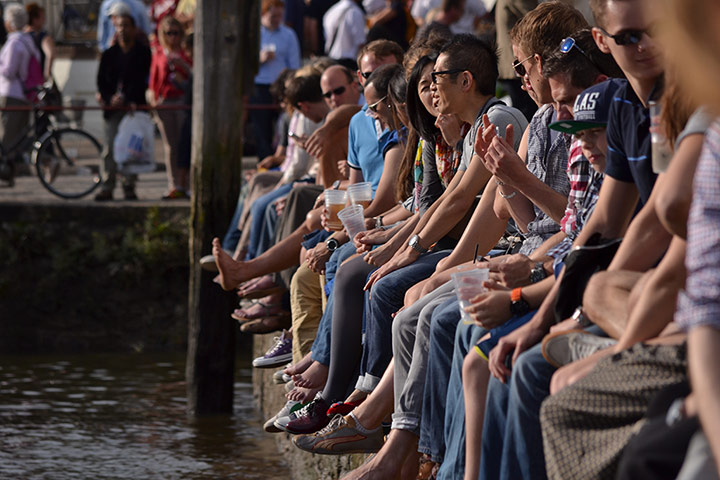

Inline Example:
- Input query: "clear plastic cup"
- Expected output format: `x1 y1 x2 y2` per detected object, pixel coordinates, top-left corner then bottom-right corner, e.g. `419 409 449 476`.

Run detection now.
649 101 672 173
337 204 366 240
324 189 347 231
451 267 490 325
347 182 372 209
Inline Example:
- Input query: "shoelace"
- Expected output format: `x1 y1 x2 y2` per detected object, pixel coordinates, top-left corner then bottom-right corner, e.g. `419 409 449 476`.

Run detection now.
315 414 345 436
265 336 290 356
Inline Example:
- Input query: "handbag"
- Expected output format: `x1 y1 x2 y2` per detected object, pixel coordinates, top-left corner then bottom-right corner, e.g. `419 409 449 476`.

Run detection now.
554 233 622 323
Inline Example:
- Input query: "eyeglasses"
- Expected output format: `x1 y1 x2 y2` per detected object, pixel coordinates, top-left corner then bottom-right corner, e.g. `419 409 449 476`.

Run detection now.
512 55 534 77
164 30 181 36
431 69 465 84
559 37 603 71
323 85 348 99
368 95 388 113
598 27 651 46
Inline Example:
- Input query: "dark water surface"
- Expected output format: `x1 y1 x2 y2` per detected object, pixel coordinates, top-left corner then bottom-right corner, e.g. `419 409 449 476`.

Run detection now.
0 353 289 479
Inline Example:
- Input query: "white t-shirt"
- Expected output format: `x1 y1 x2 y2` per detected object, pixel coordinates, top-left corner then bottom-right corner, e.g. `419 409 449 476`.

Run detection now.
323 0 366 60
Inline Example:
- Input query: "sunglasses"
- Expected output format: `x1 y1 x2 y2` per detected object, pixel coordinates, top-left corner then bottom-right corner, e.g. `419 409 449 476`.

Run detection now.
368 95 388 113
164 30 182 36
512 55 533 77
323 85 348 99
431 68 465 84
598 27 650 46
559 37 603 71
361 71 372 80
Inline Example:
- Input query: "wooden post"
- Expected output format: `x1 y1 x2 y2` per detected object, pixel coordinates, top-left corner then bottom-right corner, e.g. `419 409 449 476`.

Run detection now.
186 0 259 416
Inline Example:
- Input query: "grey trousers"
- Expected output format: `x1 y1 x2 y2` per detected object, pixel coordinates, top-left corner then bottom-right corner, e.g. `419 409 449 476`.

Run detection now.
391 280 456 435
101 111 135 191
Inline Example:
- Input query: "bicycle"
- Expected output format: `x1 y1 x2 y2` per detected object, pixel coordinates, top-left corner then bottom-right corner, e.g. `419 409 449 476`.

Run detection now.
0 81 103 199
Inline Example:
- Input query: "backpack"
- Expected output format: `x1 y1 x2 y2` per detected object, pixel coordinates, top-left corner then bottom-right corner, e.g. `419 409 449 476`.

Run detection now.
20 34 43 101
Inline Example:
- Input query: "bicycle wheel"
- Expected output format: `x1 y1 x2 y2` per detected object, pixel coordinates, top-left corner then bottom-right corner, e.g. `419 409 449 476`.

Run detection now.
34 128 103 199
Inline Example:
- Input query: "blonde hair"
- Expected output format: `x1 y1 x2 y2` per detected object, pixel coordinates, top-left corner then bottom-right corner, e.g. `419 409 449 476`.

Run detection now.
158 15 184 50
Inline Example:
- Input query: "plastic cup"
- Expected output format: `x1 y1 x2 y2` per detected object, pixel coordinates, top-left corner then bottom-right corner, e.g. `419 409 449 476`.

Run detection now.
337 204 366 240
649 101 672 174
324 189 347 231
347 182 372 209
451 267 490 325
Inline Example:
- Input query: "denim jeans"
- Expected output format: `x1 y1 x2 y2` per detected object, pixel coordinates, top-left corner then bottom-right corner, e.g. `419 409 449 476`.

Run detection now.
436 316 486 480
245 183 292 260
479 343 555 480
392 281 455 436
310 241 356 366
418 296 464 462
221 189 246 252
257 193 281 256
356 250 451 392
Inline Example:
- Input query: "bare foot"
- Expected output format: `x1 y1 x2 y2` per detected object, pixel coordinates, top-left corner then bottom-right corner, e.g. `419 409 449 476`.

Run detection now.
292 361 328 389
399 449 420 480
213 238 248 290
340 430 417 480
344 389 368 406
285 352 313 376
286 385 320 403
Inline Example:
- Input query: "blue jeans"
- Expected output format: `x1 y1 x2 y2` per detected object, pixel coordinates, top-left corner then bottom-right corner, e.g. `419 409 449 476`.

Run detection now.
436 316 486 480
310 241 356 366
221 188 246 252
245 184 292 260
418 296 463 462
479 343 555 480
357 250 451 391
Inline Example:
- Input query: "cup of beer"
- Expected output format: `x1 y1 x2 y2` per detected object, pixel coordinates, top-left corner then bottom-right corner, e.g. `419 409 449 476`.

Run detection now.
324 189 347 231
347 182 372 209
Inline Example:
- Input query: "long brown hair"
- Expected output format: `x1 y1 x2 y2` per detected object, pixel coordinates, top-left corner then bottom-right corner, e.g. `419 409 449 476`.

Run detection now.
659 66 696 150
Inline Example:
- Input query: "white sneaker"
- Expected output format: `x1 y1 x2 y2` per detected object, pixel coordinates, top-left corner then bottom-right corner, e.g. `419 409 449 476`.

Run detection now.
264 399 300 433
200 254 219 272
542 330 617 368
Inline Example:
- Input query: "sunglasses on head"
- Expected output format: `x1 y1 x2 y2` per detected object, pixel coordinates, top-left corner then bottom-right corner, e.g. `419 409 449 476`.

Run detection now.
368 95 388 113
165 30 181 36
431 68 465 84
323 85 347 99
598 27 650 46
559 37 603 71
512 55 533 77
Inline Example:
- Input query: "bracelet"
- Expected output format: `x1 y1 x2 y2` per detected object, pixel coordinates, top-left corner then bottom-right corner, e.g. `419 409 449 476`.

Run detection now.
494 178 505 186
499 189 517 199
375 215 384 229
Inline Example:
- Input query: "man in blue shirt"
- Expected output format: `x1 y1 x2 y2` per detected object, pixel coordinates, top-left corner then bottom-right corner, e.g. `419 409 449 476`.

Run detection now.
252 0 302 160
97 0 151 52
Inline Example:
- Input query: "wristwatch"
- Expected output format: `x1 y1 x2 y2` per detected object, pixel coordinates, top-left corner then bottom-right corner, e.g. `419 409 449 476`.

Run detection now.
326 237 339 252
408 234 428 254
509 287 530 316
571 306 592 327
529 262 547 283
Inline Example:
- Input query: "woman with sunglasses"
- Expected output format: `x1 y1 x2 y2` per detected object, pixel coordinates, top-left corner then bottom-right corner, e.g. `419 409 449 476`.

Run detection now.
149 15 192 199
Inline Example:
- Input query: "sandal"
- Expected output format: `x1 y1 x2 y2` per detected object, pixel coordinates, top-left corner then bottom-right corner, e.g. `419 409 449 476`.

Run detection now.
230 300 286 323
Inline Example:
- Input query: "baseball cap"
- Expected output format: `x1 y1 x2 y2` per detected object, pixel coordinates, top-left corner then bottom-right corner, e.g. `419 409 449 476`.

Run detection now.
549 78 624 134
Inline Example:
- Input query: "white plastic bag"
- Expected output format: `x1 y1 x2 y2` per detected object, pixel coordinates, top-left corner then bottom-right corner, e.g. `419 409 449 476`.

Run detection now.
113 111 156 175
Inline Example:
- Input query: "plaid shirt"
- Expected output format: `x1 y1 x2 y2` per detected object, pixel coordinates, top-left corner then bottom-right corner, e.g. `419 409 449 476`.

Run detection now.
676 121 720 331
560 139 592 236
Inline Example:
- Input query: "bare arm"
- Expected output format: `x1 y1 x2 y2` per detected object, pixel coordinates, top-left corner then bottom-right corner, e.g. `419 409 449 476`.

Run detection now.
41 35 55 79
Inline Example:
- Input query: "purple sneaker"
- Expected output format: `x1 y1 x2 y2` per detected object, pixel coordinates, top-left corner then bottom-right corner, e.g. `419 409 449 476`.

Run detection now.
252 330 292 368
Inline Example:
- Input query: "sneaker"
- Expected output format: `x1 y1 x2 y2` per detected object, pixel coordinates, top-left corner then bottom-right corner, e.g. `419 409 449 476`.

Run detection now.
264 399 301 433
542 329 618 368
252 330 292 368
277 394 331 434
200 254 219 272
273 397 311 432
292 413 384 454
273 364 292 384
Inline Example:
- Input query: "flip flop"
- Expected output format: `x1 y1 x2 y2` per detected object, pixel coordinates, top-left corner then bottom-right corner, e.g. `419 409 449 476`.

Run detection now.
230 301 285 323
239 314 291 334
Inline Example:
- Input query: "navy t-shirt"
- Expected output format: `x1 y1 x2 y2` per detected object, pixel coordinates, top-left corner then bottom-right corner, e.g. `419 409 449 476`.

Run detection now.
604 79 657 204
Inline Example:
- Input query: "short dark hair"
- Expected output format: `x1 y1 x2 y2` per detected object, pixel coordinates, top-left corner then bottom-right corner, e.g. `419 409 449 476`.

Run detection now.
26 2 44 24
270 68 296 101
356 39 404 70
542 29 624 89
438 34 498 96
510 1 588 61
407 54 439 140
285 73 323 107
365 63 404 99
442 0 464 13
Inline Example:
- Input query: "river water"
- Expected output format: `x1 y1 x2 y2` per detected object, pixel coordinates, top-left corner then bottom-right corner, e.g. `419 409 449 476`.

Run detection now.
0 353 290 479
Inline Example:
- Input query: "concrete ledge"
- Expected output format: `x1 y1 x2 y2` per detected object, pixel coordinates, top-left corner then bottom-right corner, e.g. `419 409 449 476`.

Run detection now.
253 334 369 479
